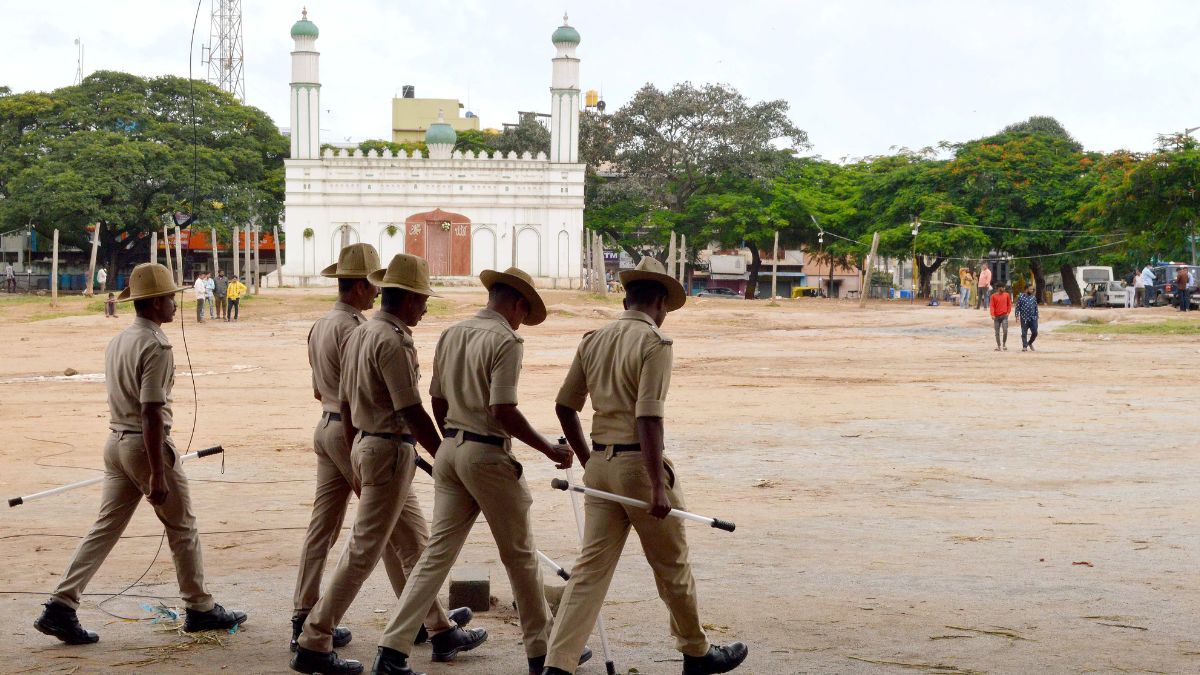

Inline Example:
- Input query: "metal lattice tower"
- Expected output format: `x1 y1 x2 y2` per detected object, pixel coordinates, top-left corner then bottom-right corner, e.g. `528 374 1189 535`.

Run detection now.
201 0 245 102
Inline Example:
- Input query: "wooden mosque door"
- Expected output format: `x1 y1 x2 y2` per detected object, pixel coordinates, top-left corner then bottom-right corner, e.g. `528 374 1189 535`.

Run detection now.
404 209 471 276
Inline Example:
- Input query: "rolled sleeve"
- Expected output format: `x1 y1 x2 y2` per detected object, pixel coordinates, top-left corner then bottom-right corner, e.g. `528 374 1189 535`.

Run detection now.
555 347 589 411
635 341 672 418
139 345 173 405
488 339 523 406
382 341 422 411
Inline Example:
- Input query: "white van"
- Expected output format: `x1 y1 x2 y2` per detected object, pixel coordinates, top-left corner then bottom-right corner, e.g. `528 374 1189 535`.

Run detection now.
1045 266 1114 304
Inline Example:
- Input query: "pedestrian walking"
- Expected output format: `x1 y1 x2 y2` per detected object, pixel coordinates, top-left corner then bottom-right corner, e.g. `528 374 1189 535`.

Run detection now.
226 276 247 321
990 283 1012 351
1016 285 1039 351
976 263 992 310
96 267 108 294
213 270 228 320
32 263 247 645
538 257 749 675
290 254 478 675
204 272 216 319
291 244 471 661
4 262 15 293
192 273 207 323
104 292 117 318
958 268 973 309
372 267 581 675
1123 270 1136 308
1140 264 1156 306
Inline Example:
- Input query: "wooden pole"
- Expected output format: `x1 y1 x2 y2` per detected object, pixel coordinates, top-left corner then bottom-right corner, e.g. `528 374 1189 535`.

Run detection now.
84 222 100 297
273 225 282 287
596 233 607 295
667 231 677 282
211 226 219 276
50 229 59 307
232 225 241 280
174 226 185 286
860 232 880 309
679 234 686 284
150 231 158 265
771 230 779 300
253 224 261 294
162 226 172 281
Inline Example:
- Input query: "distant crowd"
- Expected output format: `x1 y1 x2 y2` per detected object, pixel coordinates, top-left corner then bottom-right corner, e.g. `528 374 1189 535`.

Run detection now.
191 270 248 322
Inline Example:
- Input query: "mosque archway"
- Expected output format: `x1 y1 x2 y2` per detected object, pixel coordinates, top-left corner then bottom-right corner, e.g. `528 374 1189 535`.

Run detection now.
516 227 541 276
406 209 471 276
472 227 496 275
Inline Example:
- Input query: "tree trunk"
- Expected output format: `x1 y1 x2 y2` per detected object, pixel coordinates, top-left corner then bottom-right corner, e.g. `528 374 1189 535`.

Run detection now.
745 240 762 299
916 256 946 299
1031 260 1046 305
1060 263 1083 306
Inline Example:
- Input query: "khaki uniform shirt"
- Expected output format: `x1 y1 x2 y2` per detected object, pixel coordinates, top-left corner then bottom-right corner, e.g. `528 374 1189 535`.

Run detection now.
308 302 367 414
339 311 420 435
556 310 673 445
429 309 523 438
106 317 174 432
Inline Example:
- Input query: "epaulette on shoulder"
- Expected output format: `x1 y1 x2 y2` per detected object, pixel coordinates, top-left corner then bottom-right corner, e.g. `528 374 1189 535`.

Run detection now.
151 330 172 349
649 325 673 346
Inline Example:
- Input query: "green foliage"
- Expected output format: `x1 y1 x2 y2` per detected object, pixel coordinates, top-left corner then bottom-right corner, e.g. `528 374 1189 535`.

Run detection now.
491 113 551 157
0 71 286 274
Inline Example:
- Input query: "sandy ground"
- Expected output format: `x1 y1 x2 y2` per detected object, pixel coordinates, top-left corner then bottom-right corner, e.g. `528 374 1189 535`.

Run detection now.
0 288 1197 675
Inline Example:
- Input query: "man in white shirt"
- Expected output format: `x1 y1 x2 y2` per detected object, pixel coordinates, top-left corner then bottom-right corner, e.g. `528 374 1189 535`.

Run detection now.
4 263 15 294
193 273 208 323
96 268 108 293
1140 265 1156 306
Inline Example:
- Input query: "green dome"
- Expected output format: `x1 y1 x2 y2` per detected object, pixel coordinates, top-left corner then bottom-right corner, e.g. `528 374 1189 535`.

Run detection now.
425 122 457 146
551 24 580 45
291 9 319 38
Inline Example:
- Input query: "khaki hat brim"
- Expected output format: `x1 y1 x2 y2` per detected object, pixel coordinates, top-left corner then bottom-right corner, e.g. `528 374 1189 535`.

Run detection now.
320 262 377 279
366 269 441 297
116 285 188 303
618 270 687 312
479 270 547 326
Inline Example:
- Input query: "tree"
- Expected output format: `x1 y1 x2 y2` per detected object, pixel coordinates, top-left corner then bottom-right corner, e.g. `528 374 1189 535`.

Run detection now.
0 71 286 275
454 128 495 156
490 113 550 157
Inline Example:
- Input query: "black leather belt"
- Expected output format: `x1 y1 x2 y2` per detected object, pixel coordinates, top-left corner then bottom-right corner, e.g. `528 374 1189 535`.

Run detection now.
445 428 506 447
113 427 171 436
361 431 416 445
323 411 342 421
592 441 641 454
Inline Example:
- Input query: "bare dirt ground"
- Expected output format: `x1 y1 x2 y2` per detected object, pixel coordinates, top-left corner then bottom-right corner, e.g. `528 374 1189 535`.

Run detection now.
0 288 1197 675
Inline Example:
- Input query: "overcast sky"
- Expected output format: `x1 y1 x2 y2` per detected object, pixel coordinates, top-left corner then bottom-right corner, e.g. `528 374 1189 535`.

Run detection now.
4 0 1199 161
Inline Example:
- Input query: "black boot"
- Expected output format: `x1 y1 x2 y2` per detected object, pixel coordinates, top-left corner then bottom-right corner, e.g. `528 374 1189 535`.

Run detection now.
415 606 473 645
183 603 248 632
292 614 352 651
429 625 488 662
371 646 425 675
290 646 363 675
682 642 749 674
530 646 592 675
34 601 98 645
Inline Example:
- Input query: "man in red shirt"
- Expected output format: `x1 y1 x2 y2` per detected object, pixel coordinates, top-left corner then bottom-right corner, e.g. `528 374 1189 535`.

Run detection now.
989 284 1013 351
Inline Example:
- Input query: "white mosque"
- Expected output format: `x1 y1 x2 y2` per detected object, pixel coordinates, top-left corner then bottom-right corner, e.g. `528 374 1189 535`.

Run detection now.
279 10 586 287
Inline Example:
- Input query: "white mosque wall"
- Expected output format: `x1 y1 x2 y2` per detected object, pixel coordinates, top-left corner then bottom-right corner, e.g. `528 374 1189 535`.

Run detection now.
281 153 586 288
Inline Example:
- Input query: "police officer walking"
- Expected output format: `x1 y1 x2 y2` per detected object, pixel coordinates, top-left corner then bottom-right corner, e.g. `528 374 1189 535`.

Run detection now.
540 257 748 675
291 254 479 675
371 267 585 675
291 244 471 654
34 263 247 644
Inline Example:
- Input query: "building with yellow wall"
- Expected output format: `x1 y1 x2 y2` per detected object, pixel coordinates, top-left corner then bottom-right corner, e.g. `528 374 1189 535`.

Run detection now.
391 91 480 143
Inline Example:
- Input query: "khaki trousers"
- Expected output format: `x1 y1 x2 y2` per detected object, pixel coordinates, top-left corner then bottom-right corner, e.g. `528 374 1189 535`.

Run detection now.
380 436 552 657
51 432 214 612
545 451 709 673
293 415 449 617
299 434 452 653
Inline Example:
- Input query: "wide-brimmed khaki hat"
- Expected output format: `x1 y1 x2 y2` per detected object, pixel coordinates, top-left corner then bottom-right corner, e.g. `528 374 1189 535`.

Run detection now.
619 257 687 312
367 254 440 297
321 243 382 278
480 267 547 326
117 263 187 302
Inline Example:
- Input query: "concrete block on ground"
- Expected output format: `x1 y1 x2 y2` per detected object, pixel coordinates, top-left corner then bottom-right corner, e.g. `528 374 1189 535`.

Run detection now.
450 564 491 612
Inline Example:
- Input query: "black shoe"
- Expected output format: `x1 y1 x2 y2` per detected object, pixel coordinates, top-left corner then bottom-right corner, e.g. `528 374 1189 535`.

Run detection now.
292 614 352 651
541 669 571 675
371 646 425 675
429 625 487 662
290 646 363 675
529 647 592 674
34 601 98 645
682 642 749 674
415 606 473 645
183 603 248 632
